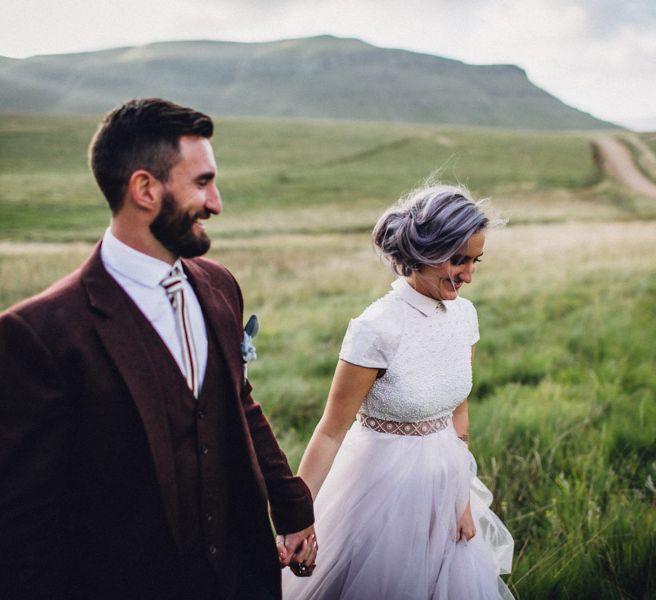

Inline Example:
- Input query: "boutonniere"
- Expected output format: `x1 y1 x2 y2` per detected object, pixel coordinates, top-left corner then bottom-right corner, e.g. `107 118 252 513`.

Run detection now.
241 314 259 383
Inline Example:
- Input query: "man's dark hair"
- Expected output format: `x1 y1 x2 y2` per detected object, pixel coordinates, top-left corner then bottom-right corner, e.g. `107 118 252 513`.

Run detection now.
89 98 214 213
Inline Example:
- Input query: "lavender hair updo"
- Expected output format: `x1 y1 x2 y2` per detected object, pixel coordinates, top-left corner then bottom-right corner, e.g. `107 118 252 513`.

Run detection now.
372 184 489 276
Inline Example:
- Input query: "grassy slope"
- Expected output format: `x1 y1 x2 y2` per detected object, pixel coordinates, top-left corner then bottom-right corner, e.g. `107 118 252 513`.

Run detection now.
0 114 654 599
0 113 652 242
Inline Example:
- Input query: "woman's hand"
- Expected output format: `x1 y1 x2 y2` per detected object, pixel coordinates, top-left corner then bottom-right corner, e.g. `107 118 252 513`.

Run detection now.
455 502 476 542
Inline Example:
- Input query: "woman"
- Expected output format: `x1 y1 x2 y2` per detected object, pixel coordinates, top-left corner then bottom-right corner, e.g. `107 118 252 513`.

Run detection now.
282 185 514 599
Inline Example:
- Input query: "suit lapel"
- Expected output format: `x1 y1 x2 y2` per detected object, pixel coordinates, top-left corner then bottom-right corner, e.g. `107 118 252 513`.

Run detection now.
80 246 182 550
183 259 244 400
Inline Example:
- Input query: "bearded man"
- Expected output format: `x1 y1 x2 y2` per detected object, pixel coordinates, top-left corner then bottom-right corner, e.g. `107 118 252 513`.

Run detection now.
0 98 316 600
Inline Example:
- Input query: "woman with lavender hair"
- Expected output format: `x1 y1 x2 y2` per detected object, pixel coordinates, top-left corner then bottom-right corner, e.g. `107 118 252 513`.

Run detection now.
282 184 514 599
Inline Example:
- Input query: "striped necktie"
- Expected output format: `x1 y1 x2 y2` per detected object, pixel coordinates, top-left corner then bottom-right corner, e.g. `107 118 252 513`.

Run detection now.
160 265 199 397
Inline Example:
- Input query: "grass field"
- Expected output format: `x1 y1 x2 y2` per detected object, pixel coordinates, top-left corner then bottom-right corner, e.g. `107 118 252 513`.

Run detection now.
1 114 655 599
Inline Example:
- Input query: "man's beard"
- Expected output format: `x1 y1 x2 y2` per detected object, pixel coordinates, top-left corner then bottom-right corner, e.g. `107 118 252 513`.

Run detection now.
150 191 212 258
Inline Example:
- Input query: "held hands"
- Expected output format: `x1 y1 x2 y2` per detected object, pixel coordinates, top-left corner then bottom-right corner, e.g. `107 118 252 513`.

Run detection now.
276 524 318 577
455 502 476 543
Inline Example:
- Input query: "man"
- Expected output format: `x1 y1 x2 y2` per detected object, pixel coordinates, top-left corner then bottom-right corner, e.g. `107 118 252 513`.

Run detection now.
0 98 316 600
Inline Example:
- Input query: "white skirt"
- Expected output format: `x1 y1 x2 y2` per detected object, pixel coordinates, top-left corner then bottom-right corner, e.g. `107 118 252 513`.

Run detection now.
282 419 514 600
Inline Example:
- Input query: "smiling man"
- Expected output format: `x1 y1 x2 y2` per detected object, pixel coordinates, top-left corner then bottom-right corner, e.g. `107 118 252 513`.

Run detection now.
0 98 316 600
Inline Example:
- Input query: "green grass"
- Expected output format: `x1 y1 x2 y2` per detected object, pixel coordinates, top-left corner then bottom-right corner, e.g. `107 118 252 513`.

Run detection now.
472 261 656 599
236 222 656 599
2 113 654 241
1 114 655 599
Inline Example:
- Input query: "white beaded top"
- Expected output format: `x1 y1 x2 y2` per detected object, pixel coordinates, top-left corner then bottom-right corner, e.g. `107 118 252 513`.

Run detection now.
339 278 480 422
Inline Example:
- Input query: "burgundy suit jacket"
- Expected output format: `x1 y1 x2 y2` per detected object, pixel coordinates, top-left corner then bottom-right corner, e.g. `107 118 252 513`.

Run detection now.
0 245 313 600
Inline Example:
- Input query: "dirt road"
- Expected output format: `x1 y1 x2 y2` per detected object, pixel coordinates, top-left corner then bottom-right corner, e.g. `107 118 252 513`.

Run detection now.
593 136 656 198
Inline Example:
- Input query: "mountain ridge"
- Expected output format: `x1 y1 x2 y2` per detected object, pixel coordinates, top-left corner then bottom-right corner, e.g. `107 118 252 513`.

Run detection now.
0 35 618 130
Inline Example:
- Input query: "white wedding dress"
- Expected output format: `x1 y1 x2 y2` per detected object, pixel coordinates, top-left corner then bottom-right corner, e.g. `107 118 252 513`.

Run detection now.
282 278 514 599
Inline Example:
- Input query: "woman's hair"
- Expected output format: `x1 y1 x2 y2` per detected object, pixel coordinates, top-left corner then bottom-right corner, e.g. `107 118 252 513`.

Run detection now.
372 184 490 276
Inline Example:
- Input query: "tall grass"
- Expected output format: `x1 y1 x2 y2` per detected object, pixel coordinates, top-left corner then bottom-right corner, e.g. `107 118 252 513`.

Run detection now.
228 221 656 599
470 225 656 598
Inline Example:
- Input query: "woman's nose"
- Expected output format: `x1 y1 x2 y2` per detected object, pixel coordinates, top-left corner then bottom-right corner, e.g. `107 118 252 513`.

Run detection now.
459 263 475 283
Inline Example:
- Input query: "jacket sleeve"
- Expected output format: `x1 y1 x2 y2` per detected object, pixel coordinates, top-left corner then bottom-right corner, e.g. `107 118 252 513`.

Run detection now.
221 268 314 535
240 382 315 534
0 312 74 599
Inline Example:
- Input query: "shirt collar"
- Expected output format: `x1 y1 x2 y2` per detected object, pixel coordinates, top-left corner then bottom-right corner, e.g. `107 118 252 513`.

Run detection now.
101 228 184 288
391 277 448 316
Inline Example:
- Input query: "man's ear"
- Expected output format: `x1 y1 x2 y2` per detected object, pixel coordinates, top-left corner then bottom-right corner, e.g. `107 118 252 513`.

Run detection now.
126 170 162 212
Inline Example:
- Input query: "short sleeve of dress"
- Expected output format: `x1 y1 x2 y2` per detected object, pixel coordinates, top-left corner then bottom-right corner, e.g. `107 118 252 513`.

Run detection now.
338 298 402 369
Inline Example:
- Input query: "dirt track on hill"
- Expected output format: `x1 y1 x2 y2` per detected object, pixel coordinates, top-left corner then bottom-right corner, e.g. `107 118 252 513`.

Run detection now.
593 136 656 198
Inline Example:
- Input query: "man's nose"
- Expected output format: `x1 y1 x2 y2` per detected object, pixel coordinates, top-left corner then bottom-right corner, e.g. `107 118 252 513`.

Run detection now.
206 185 222 215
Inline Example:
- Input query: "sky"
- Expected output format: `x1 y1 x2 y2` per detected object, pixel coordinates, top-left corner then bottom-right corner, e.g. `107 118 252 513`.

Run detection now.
2 0 655 128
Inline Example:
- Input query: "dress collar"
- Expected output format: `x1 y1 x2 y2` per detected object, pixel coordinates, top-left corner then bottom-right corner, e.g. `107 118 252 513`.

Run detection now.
100 228 184 288
391 277 448 316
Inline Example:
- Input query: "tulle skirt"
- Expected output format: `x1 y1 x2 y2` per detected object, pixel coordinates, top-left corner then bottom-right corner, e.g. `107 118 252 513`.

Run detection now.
282 418 514 600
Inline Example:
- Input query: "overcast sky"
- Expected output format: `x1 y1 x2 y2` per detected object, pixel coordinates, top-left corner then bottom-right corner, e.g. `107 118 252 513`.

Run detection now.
3 0 655 127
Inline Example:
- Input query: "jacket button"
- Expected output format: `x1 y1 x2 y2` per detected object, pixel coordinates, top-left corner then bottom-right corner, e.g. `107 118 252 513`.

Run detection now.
209 545 217 555
196 409 205 419
206 513 213 522
200 444 209 455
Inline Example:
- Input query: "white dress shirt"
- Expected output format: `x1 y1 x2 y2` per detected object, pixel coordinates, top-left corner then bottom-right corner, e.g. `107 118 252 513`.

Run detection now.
100 228 208 387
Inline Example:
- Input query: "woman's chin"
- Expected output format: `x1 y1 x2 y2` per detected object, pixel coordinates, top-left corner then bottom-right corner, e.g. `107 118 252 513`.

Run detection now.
440 288 459 300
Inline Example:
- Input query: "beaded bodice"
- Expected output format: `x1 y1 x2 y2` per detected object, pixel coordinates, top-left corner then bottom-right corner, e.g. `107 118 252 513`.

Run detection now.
339 279 479 422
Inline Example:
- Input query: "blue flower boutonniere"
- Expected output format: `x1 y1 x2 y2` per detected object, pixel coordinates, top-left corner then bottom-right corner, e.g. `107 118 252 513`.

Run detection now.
241 314 259 383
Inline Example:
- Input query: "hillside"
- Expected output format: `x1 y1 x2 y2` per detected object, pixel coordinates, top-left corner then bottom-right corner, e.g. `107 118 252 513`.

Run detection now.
0 35 617 130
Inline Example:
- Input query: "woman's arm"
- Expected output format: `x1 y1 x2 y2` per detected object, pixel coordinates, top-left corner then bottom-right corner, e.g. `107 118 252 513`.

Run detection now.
298 360 379 499
452 398 470 446
452 344 476 446
453 345 476 541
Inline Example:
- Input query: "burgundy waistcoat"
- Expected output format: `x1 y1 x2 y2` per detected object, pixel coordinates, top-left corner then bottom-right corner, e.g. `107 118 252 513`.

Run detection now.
125 297 235 597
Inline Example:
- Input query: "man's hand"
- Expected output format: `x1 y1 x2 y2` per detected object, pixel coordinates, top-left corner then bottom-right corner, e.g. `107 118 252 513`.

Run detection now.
275 524 318 576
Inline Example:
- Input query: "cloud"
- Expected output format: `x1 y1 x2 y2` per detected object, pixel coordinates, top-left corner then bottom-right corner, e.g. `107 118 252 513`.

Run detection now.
501 1 656 121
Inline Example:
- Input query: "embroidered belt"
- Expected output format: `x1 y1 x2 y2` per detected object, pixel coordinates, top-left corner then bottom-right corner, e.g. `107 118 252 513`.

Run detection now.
358 413 450 436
